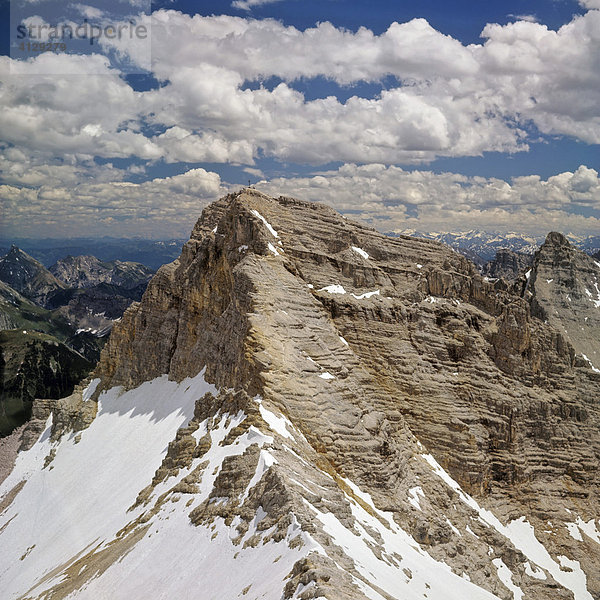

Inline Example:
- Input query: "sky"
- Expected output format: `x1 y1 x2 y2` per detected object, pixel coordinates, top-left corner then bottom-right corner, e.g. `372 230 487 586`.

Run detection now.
0 0 599 239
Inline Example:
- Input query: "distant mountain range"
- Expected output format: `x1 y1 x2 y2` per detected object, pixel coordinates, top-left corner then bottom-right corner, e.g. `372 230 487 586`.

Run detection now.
394 229 600 262
0 238 186 270
49 255 154 290
0 246 157 436
0 246 66 307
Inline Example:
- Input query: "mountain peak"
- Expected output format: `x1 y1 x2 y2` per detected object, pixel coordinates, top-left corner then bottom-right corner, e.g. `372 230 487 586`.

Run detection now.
2 192 599 600
0 245 66 306
49 254 154 290
543 231 570 247
7 244 32 258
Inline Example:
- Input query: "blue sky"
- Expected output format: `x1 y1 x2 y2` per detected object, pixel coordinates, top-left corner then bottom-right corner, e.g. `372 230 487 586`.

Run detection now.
0 0 598 238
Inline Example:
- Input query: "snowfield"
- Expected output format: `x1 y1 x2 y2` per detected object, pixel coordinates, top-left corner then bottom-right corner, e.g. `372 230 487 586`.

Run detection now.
0 372 597 600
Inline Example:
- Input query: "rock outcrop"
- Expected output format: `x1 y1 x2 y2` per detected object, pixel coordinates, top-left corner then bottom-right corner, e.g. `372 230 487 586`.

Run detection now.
0 246 66 307
1 191 599 600
49 255 154 290
483 248 533 281
522 231 600 373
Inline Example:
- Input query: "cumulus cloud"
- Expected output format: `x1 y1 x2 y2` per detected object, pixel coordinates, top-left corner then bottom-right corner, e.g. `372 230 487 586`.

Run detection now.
231 0 284 11
256 164 600 236
579 0 600 9
2 9 600 238
3 10 600 169
2 160 598 238
95 10 600 159
0 168 228 238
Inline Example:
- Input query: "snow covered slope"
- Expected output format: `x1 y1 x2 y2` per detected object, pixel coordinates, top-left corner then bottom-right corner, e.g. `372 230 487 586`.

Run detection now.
2 372 598 600
0 375 500 600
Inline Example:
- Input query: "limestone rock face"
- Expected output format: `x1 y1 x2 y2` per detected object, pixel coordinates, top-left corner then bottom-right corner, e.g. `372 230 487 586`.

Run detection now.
520 232 600 374
483 248 533 281
2 191 599 600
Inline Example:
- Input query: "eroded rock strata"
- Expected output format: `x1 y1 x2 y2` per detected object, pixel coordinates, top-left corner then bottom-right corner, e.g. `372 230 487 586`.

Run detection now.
1 190 599 600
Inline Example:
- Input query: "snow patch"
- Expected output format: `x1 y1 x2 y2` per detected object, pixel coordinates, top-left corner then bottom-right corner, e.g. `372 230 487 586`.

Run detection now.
82 378 100 401
251 209 278 238
351 246 369 260
566 517 600 544
421 453 593 600
446 519 461 537
319 372 335 380
567 522 583 541
256 397 294 439
352 289 380 300
581 353 600 373
408 486 425 511
524 561 546 580
305 477 501 600
318 285 380 299
493 558 523 600
0 372 217 600
319 284 346 295
240 449 277 502
584 282 600 308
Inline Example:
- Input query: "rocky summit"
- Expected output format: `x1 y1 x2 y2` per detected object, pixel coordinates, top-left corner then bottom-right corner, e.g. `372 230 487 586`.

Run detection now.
0 190 599 600
521 232 600 375
0 246 66 307
483 248 533 281
49 255 154 290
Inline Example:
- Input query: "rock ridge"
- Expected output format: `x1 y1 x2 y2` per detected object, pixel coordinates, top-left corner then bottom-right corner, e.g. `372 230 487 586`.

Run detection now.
3 190 598 600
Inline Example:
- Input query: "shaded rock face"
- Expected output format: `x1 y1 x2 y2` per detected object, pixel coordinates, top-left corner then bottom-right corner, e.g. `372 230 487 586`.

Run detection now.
483 248 533 281
47 255 154 334
0 330 93 437
50 255 154 290
0 246 66 307
47 282 146 335
2 191 599 600
522 232 600 373
90 191 600 598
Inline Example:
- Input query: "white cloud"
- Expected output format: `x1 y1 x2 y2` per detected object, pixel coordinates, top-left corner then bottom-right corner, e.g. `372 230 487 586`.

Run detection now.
2 9 599 238
4 11 599 168
256 163 600 236
579 0 600 9
507 14 539 23
129 11 600 158
72 3 105 19
0 168 227 238
243 167 265 178
1 158 598 238
231 0 284 11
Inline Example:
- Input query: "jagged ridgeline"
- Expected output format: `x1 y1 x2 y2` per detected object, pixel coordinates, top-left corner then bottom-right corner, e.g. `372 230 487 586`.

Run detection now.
1 190 599 600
